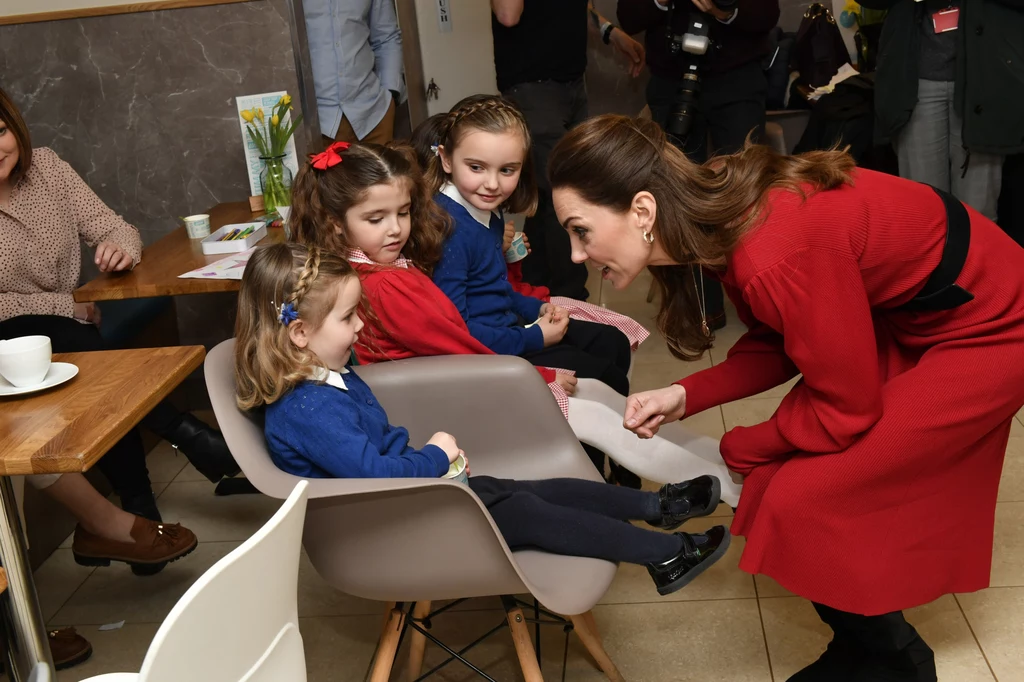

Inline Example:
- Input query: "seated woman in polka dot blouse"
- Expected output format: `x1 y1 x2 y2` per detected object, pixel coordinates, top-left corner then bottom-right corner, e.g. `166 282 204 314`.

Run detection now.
0 88 241 584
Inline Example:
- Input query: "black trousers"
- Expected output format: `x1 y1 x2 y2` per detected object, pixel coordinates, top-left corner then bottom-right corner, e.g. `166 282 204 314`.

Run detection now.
521 319 631 396
468 476 680 564
0 314 166 499
503 78 591 301
647 61 769 319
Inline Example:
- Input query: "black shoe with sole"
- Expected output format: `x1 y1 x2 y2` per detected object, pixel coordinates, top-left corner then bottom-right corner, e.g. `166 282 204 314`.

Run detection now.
647 475 721 530
646 525 731 596
787 638 863 682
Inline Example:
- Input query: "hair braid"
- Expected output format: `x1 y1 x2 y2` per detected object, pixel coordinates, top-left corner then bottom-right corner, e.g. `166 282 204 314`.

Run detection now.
289 247 322 307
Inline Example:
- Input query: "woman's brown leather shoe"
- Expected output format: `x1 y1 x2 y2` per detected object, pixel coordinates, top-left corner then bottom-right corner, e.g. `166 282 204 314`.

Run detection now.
72 516 198 569
49 627 92 670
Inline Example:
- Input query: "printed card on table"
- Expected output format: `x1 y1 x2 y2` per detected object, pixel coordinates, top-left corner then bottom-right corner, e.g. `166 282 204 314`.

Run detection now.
235 91 300 196
178 248 256 281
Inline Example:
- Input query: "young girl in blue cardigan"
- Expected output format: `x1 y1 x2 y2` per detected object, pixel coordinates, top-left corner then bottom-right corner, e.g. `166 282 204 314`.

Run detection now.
234 242 730 595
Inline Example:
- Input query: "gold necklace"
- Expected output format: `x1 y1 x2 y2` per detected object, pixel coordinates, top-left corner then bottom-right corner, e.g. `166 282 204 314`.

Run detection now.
691 266 710 337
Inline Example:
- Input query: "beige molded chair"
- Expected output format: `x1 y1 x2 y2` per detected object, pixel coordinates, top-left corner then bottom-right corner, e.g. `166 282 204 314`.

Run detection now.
205 340 623 681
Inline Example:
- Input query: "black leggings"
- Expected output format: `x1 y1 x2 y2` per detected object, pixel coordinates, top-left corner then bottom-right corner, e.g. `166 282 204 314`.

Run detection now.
0 314 167 499
468 476 681 564
522 319 631 396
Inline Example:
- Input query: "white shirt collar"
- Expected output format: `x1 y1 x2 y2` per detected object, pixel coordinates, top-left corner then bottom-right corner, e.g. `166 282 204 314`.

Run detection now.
311 366 350 391
440 182 498 230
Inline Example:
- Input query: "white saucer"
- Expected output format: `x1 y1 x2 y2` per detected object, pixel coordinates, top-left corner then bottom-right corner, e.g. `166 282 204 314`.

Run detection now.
0 362 79 397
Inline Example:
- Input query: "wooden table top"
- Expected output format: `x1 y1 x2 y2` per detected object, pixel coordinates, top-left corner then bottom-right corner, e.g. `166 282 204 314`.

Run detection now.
74 202 288 302
0 347 205 476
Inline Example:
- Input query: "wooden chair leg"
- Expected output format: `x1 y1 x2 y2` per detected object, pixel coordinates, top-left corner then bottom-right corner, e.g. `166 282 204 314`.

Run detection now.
570 611 624 682
370 605 406 682
406 601 432 682
506 603 545 682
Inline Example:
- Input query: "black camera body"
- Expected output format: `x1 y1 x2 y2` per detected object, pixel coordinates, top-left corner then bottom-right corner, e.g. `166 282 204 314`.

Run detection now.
663 0 738 141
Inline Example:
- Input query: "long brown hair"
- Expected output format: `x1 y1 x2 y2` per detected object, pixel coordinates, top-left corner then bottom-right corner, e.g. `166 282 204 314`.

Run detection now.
234 243 358 410
423 94 538 216
0 87 33 187
291 142 451 275
548 114 856 360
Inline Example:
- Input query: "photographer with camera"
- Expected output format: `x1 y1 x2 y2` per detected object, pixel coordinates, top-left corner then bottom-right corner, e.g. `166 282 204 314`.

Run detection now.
618 0 779 329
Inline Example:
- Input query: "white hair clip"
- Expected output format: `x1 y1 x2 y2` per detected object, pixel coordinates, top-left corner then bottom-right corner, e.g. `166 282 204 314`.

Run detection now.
430 143 440 157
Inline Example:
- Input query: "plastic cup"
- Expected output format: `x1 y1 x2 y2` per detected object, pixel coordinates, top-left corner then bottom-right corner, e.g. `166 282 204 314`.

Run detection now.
183 214 211 239
504 232 528 263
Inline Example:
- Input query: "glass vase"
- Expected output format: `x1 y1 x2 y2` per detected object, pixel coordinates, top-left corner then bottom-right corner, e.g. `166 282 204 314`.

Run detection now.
259 155 293 214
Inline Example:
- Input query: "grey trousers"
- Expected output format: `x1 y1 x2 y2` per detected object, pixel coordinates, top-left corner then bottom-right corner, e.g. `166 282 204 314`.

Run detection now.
894 79 1003 220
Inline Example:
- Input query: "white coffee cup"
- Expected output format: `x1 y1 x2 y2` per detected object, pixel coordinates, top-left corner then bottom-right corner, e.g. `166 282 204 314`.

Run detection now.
0 335 52 388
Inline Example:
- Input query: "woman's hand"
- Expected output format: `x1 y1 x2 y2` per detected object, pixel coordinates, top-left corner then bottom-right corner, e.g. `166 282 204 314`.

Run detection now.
95 241 133 272
521 232 531 254
609 28 645 78
538 311 570 347
624 384 687 438
539 303 568 321
73 302 102 326
555 373 578 396
428 431 461 463
502 221 516 252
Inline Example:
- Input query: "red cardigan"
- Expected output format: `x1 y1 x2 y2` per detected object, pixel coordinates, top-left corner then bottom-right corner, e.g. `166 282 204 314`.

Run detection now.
352 262 556 384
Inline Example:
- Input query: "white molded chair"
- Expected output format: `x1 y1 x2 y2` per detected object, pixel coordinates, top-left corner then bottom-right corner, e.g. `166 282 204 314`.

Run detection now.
81 480 310 682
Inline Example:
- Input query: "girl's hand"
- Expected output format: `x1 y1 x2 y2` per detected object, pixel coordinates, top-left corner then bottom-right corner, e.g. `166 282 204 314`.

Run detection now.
502 221 516 252
555 373 578 396
609 28 645 78
547 304 568 322
538 312 570 347
95 241 133 272
73 302 102 326
623 385 687 438
521 233 532 254
428 431 461 463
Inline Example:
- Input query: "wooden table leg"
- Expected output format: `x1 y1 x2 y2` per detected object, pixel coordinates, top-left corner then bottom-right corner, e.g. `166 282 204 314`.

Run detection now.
407 600 431 682
370 605 406 682
505 601 544 682
570 611 624 682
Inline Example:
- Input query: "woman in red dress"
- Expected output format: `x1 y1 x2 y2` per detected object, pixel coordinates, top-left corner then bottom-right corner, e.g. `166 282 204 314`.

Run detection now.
547 114 1024 682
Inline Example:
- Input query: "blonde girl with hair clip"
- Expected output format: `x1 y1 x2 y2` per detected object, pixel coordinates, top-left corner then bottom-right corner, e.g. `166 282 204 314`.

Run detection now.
235 242 731 596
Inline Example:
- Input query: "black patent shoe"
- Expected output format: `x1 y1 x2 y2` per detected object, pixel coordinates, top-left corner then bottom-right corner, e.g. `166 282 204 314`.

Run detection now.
646 525 731 596
648 475 721 530
165 414 241 483
787 638 863 682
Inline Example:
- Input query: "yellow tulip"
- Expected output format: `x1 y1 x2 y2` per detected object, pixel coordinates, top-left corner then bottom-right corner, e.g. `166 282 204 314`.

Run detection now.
255 108 265 123
280 94 292 106
271 114 280 126
240 109 254 123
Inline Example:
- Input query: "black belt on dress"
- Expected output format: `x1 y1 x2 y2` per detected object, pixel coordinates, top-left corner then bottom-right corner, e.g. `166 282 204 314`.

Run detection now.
895 186 975 313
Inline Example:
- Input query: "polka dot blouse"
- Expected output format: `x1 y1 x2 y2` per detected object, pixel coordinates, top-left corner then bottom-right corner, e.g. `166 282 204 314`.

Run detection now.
0 147 143 322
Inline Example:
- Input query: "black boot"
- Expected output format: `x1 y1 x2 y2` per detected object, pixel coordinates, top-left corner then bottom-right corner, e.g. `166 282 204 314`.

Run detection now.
827 608 936 682
647 475 721 530
787 603 864 682
161 414 240 483
646 526 731 596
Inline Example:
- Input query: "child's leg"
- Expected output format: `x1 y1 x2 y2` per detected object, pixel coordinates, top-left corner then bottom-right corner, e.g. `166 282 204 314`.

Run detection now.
477 476 661 521
561 320 632 377
486 489 683 564
523 321 631 395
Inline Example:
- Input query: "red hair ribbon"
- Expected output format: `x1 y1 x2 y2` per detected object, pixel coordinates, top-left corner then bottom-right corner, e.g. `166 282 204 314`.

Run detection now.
310 141 350 170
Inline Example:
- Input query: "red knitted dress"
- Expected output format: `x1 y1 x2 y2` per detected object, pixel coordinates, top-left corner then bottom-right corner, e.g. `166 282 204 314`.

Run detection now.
678 169 1024 614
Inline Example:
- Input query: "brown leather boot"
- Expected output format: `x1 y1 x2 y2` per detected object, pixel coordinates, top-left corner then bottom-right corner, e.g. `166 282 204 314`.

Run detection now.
49 627 92 670
72 516 198 569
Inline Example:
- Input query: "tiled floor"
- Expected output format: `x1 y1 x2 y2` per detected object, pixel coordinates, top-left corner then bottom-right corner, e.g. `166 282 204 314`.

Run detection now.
32 267 1024 681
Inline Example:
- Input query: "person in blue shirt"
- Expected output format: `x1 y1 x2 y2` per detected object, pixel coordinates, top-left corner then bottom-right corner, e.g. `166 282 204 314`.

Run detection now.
235 242 731 596
303 0 405 146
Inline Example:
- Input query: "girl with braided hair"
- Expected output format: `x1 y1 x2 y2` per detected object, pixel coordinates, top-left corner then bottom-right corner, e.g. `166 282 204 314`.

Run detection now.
423 95 642 485
234 242 731 596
